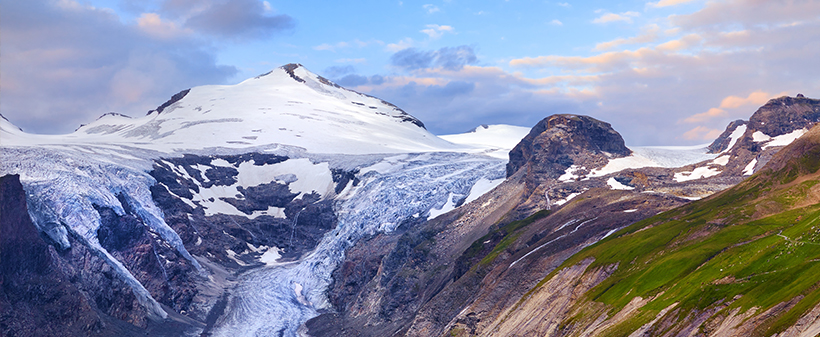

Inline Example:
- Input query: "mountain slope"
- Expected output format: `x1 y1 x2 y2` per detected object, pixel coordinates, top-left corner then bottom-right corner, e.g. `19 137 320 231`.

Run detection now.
307 95 820 337
484 122 820 336
0 64 512 336
1 64 457 155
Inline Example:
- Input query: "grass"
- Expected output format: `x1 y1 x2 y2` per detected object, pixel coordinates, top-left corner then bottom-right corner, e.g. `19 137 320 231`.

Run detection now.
517 145 820 335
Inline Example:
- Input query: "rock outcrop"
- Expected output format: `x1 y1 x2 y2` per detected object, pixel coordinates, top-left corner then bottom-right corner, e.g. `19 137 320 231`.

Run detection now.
507 114 631 180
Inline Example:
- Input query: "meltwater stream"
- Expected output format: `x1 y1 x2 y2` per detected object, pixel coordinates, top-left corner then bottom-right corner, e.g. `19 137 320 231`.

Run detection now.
210 152 506 336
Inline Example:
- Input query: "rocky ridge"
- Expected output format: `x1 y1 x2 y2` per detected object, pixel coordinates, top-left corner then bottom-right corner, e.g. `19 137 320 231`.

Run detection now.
309 95 820 337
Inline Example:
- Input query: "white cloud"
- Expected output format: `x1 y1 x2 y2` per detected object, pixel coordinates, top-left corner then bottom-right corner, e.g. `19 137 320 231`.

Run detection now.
421 24 454 39
593 11 640 24
423 4 440 13
386 37 415 52
557 2 571 8
550 19 563 26
594 24 660 51
648 0 697 8
0 0 236 134
136 13 192 40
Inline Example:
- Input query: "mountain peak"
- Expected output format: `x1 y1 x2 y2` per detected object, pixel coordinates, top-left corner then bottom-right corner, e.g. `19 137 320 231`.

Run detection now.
507 114 631 178
749 94 820 137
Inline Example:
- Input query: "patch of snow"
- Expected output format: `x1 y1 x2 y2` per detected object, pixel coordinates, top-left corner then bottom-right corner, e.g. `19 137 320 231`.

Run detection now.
428 193 459 219
674 166 721 182
260 247 283 266
559 165 584 182
711 155 730 166
554 192 583 206
439 124 531 160
359 154 408 175
249 206 286 219
463 177 504 205
623 209 638 213
210 158 234 167
678 195 703 200
607 177 634 190
588 144 716 178
752 131 772 142
601 226 625 240
763 128 807 149
743 158 758 176
722 124 747 153
226 249 248 266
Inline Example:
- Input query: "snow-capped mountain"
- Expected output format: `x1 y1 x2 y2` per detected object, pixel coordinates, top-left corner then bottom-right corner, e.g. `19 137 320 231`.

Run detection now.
0 64 518 336
3 64 458 155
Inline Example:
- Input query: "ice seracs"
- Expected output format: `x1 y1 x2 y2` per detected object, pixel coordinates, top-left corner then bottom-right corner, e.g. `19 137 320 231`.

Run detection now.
0 64 518 337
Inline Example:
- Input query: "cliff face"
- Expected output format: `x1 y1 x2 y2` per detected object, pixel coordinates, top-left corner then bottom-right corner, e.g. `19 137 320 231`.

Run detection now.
0 174 132 336
507 114 631 180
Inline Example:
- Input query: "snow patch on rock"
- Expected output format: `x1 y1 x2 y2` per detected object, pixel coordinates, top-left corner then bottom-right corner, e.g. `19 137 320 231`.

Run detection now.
674 166 721 182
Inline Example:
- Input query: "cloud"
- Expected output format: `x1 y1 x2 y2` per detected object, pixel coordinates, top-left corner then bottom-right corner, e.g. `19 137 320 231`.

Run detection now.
594 25 660 51
682 90 779 123
423 4 440 14
420 24 454 39
504 0 820 145
682 126 722 140
363 73 580 135
386 37 415 52
673 0 820 29
0 0 236 134
648 0 697 8
391 46 478 71
593 11 640 24
137 13 192 39
323 65 356 78
550 19 563 26
655 33 702 52
557 2 571 8
182 0 294 40
335 74 370 87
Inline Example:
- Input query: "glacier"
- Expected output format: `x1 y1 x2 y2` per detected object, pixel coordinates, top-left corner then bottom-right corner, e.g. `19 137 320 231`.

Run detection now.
0 142 506 336
0 64 519 336
210 152 506 336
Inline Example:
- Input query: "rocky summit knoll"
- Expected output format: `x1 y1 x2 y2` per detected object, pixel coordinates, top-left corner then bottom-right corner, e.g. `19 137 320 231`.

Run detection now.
507 114 632 181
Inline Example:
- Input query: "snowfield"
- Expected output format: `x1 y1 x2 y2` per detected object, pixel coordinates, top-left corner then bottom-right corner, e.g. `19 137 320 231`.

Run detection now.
0 65 514 337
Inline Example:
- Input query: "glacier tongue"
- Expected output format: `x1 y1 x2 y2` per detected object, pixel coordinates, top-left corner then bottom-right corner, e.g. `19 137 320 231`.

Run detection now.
0 144 204 320
209 152 506 336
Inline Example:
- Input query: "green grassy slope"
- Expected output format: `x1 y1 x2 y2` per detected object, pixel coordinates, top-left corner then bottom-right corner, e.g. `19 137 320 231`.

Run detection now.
540 126 820 336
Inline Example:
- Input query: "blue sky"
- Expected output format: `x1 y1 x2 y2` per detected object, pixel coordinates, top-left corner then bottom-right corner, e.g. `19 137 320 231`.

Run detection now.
2 0 819 145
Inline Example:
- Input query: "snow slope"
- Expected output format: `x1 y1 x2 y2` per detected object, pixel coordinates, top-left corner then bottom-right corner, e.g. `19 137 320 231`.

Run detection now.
0 64 515 336
3 65 460 155
439 124 531 159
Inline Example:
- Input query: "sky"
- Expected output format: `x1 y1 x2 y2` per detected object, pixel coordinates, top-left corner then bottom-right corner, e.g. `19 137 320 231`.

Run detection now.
1 0 819 145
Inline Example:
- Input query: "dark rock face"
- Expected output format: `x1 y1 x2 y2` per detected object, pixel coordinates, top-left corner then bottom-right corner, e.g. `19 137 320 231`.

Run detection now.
152 89 191 115
95 200 200 314
707 119 747 153
747 95 820 137
507 114 631 179
705 95 820 177
1 174 207 336
149 154 340 266
0 174 100 336
0 175 151 336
